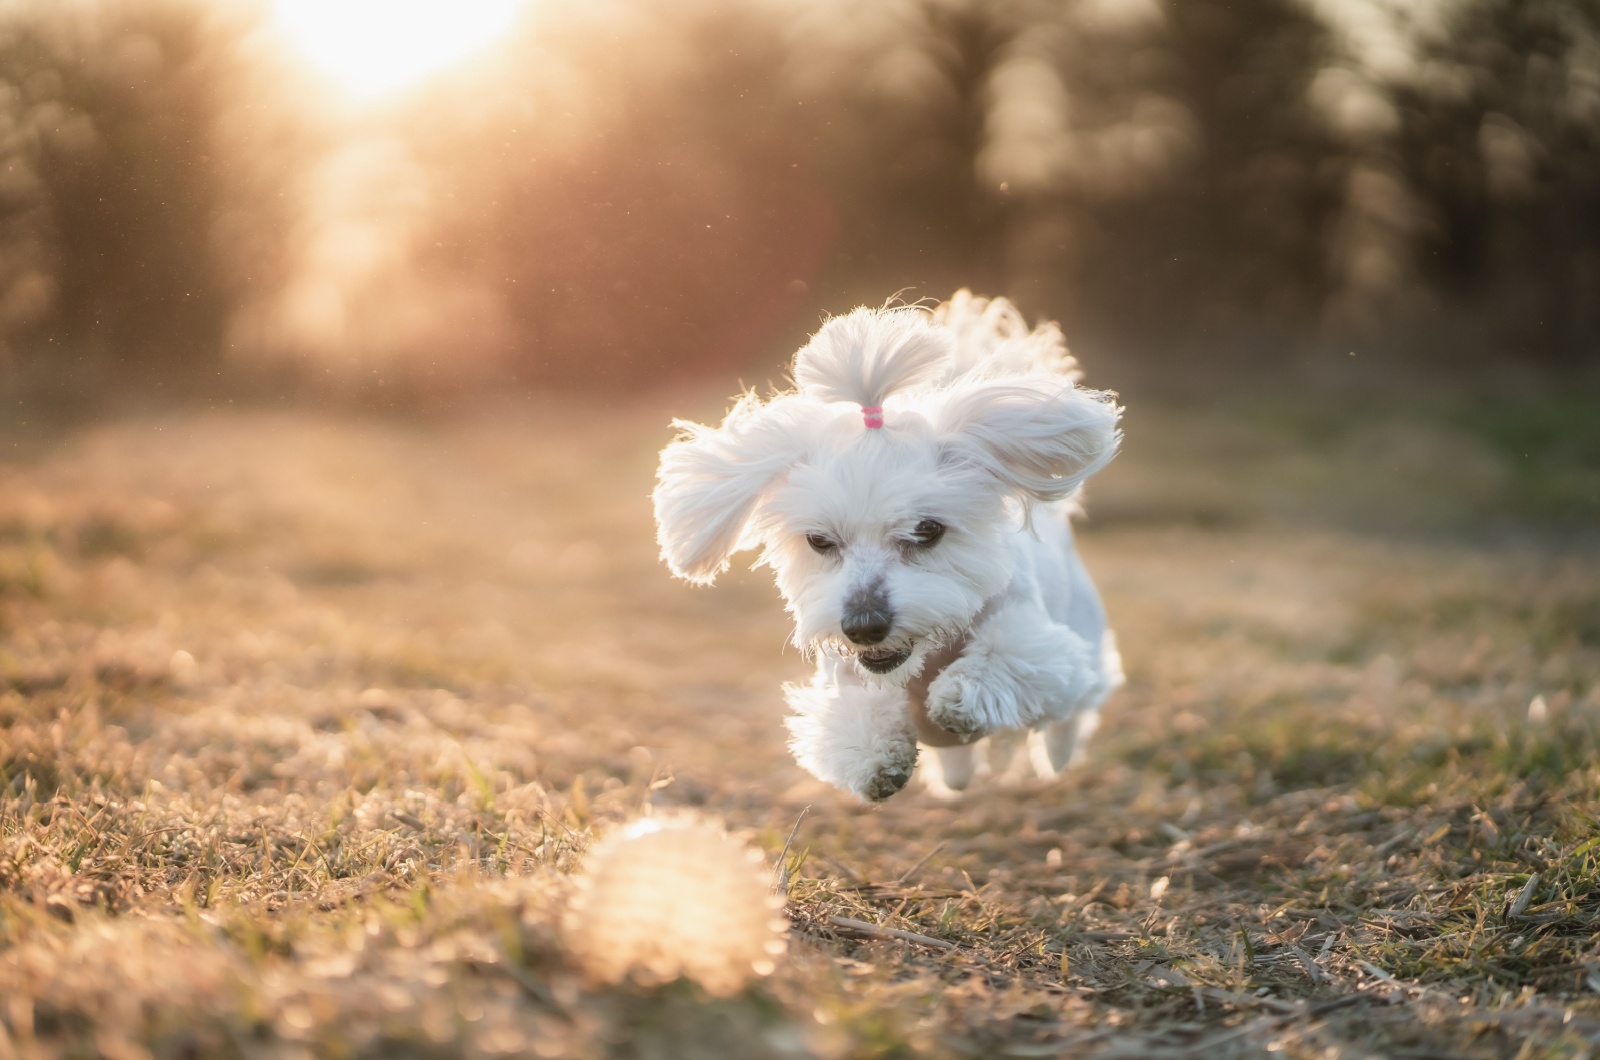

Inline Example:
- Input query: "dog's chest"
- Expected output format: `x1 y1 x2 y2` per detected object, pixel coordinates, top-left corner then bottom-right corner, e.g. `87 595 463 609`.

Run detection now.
904 636 981 747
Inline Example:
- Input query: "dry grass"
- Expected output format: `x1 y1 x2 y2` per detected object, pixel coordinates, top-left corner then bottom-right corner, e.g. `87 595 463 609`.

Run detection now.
0 392 1597 1058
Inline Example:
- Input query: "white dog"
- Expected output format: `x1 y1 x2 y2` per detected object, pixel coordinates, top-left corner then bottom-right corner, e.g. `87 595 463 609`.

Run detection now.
653 292 1123 801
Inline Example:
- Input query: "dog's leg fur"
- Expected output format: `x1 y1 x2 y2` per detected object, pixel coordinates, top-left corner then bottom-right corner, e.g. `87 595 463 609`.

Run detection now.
932 743 979 791
1029 628 1122 776
924 598 1099 736
785 656 919 801
1031 711 1099 777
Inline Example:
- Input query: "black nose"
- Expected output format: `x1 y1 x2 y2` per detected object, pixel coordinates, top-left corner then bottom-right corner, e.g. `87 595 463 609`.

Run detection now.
842 611 892 645
841 584 893 645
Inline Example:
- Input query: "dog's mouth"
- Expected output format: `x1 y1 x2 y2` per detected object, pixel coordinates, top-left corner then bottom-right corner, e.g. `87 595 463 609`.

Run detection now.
855 646 912 674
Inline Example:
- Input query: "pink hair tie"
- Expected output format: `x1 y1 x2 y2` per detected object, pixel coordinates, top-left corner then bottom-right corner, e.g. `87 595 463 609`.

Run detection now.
861 405 884 429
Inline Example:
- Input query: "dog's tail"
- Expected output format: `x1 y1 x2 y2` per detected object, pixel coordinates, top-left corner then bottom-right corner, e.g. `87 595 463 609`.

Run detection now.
793 306 952 408
932 290 1080 383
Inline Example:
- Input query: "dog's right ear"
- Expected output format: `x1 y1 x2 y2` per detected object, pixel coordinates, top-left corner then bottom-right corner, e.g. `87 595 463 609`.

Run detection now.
653 394 805 585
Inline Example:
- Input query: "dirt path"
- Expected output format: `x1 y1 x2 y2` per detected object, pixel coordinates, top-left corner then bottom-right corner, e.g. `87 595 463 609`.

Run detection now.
1 399 1597 1057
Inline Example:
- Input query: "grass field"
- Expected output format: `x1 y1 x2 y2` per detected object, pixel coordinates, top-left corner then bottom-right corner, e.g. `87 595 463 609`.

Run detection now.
1 390 1598 1058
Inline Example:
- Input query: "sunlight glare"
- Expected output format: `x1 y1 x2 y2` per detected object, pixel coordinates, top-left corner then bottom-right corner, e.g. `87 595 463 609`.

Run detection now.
272 0 528 97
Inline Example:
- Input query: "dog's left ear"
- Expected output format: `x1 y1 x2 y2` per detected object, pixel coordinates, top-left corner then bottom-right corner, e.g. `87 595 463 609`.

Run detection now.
937 380 1121 501
653 394 805 585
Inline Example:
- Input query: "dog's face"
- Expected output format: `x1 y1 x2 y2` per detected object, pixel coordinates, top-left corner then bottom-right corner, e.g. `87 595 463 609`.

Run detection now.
756 418 1015 684
653 305 1120 682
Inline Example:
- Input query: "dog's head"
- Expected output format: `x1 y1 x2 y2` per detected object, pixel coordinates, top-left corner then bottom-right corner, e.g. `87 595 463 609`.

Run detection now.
653 302 1120 684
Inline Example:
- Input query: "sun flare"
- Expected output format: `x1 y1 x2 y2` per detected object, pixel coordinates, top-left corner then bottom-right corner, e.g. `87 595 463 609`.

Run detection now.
271 0 528 97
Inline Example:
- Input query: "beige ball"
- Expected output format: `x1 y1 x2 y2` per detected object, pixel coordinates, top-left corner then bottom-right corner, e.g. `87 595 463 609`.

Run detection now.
566 816 788 995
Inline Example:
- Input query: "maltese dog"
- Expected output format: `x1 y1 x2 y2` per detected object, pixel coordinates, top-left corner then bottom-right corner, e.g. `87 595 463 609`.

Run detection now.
652 292 1123 801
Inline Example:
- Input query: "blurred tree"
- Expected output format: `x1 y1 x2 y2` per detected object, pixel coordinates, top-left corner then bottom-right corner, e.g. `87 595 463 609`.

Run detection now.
0 0 238 399
1397 0 1600 367
0 0 1596 400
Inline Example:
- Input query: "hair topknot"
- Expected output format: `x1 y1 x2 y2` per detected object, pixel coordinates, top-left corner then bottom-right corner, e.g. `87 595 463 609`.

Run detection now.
792 307 952 409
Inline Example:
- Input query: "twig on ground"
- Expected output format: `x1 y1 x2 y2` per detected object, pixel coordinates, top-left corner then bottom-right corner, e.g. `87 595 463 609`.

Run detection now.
893 840 946 886
827 915 954 950
1372 829 1413 856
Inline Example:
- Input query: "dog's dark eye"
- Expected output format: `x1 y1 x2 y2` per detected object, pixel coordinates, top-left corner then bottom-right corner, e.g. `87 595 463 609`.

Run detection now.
806 533 838 555
910 519 945 546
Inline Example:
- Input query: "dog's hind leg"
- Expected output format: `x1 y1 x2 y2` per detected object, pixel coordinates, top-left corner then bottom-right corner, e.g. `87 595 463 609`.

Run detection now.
931 743 979 792
1029 629 1122 777
1030 709 1100 777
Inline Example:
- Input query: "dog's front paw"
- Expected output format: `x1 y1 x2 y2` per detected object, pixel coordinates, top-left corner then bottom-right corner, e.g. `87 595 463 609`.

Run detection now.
785 677 921 802
925 668 987 737
862 745 918 802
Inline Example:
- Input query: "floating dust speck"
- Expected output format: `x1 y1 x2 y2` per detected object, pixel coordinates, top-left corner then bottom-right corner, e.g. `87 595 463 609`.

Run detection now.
564 815 787 995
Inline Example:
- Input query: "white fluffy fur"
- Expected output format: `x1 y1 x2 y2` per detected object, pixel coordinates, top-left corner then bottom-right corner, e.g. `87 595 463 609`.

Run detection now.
783 657 920 802
653 291 1125 800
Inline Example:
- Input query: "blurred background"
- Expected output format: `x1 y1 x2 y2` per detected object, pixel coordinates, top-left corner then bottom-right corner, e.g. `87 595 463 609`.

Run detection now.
0 0 1596 407
1 8 1599 1053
